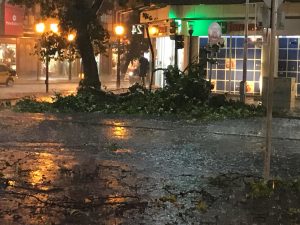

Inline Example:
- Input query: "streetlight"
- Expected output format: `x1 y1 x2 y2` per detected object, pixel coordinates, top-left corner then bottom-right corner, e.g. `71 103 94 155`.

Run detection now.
149 26 159 36
35 23 45 33
67 33 76 80
188 22 194 73
240 0 249 103
35 22 51 93
67 33 75 42
35 22 60 93
50 23 59 33
114 25 124 89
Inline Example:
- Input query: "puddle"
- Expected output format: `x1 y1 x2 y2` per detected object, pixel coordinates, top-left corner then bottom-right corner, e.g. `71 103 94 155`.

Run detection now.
114 148 133 154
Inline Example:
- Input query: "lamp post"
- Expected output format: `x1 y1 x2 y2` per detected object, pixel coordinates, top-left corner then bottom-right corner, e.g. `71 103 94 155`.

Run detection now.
147 26 158 91
35 22 59 93
240 0 249 103
114 25 124 89
35 22 50 92
188 23 194 72
67 33 75 80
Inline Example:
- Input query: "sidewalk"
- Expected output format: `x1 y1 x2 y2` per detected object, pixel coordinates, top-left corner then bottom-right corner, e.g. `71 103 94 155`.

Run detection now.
0 79 131 105
2 79 300 118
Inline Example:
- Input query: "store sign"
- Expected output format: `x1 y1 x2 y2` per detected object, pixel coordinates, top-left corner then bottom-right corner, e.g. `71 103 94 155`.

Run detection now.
4 3 25 36
132 24 144 35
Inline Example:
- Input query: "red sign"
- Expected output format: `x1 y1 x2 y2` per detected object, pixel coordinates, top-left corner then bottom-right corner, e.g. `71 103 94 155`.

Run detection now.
4 3 24 36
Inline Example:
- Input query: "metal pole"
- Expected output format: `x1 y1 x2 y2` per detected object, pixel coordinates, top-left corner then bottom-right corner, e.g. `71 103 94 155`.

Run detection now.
188 30 193 73
69 60 72 81
145 25 155 91
45 55 49 93
209 51 213 94
116 38 121 89
229 35 232 94
37 40 41 81
174 34 178 68
240 0 249 103
264 0 278 180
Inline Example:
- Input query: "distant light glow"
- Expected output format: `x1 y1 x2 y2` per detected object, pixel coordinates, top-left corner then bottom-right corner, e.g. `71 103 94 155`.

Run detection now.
115 25 125 36
50 23 59 33
35 23 45 33
149 26 159 36
248 35 262 42
67 33 75 42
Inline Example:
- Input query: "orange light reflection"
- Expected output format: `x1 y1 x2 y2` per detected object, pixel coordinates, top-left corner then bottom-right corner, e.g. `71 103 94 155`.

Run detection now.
29 153 58 188
111 122 129 139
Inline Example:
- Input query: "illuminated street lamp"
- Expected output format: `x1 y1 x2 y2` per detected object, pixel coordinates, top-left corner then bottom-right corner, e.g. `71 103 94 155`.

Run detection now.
50 23 59 33
67 33 75 42
149 26 159 36
114 25 124 89
35 22 51 93
35 23 45 33
67 33 76 80
35 22 60 93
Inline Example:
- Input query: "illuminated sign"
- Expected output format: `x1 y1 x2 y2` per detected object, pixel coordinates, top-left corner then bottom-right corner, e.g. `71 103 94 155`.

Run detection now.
4 3 25 36
132 24 144 35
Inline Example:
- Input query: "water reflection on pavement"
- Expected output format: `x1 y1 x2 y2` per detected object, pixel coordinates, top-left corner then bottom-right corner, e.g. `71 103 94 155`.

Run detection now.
0 111 299 224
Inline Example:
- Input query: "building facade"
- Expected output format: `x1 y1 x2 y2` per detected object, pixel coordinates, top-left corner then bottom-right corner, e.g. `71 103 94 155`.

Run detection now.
0 0 81 81
140 2 300 97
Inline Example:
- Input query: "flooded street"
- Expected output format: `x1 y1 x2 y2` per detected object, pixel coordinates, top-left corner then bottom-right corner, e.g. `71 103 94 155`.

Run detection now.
0 111 299 225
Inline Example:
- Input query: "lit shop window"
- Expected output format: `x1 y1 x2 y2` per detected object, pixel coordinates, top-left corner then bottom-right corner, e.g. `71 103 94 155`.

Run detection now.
199 36 262 95
278 36 300 95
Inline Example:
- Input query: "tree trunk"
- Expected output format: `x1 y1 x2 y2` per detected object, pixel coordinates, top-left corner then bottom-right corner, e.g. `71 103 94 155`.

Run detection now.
76 28 101 89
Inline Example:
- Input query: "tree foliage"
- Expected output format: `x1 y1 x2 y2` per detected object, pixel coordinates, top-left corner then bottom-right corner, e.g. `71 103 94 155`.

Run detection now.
33 31 80 67
34 31 66 61
9 0 110 89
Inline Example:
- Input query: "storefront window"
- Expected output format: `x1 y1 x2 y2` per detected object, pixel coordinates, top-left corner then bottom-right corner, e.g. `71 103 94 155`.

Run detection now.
199 36 262 95
0 44 16 70
278 36 300 95
39 59 79 80
155 37 184 87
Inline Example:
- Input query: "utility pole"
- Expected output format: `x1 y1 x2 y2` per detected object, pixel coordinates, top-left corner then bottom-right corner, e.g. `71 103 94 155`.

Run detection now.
145 25 155 91
174 34 178 68
45 55 49 93
264 0 281 180
116 38 121 89
188 25 194 73
240 0 249 103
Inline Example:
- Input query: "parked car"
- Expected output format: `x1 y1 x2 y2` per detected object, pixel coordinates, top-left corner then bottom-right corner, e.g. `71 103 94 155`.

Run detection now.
0 63 17 87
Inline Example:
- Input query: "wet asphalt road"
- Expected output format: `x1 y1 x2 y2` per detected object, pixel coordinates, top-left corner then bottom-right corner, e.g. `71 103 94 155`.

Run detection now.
0 110 299 225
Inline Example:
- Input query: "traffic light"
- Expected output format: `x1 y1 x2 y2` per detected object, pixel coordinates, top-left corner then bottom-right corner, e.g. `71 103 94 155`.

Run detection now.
169 20 177 34
175 35 184 49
